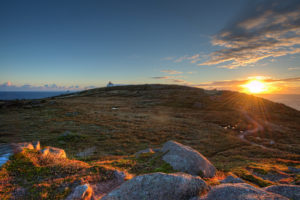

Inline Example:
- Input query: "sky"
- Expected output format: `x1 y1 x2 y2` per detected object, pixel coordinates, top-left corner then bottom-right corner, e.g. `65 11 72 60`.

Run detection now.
0 0 300 93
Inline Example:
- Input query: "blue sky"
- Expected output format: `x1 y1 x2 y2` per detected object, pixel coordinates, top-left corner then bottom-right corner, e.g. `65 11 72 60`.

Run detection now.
1 0 300 93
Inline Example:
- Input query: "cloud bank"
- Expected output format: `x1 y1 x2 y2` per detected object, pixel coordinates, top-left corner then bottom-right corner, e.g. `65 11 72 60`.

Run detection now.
0 82 95 91
198 0 300 68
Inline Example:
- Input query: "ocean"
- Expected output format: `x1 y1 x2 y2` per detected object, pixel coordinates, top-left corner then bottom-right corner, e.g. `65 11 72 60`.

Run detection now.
0 91 69 100
256 94 300 111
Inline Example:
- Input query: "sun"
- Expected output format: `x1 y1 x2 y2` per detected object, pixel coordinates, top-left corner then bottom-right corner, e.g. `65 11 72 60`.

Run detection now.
242 80 267 94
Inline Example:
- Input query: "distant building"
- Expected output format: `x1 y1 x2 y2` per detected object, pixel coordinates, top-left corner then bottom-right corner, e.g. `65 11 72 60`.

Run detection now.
106 81 128 87
107 81 114 87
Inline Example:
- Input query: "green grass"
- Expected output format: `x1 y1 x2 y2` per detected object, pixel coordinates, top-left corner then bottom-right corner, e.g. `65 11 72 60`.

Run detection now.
0 149 119 199
108 152 176 175
233 168 273 187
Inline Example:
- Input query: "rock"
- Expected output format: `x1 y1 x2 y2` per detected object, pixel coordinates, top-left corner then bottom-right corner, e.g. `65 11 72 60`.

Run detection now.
135 148 154 157
193 102 204 109
90 170 129 199
59 131 85 142
220 175 244 184
101 172 208 200
201 183 288 200
0 143 13 167
65 112 79 117
41 147 67 158
161 141 216 177
66 184 93 200
11 142 34 154
12 187 27 199
48 100 57 105
76 147 96 158
265 184 300 200
32 141 40 151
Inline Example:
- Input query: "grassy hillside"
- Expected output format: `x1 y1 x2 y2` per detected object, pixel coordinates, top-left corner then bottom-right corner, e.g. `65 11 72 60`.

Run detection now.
0 84 300 190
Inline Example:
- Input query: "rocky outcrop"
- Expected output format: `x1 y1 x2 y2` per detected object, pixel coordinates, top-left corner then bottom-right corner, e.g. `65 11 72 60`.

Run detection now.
66 184 93 200
161 141 216 178
101 172 208 200
220 175 245 184
265 184 300 200
11 141 40 153
199 183 288 200
41 146 67 158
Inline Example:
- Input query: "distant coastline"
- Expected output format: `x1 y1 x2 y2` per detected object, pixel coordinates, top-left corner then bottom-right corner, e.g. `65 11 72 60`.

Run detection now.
0 91 70 100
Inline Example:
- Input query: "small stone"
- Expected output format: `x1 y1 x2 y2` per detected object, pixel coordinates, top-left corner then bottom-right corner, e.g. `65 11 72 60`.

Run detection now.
134 148 154 157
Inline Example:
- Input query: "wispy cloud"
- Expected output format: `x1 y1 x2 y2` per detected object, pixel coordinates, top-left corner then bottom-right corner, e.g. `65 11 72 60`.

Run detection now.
198 0 300 69
151 76 171 80
161 70 183 75
161 56 175 61
152 75 192 85
174 54 202 63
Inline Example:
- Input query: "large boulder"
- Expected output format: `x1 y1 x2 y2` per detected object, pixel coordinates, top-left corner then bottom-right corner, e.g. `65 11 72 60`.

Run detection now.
41 147 67 158
66 184 93 200
161 141 216 177
200 183 288 200
265 185 300 200
101 172 208 200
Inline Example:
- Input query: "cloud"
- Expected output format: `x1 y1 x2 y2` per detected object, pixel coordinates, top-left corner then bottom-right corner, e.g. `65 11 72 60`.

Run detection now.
198 0 300 69
174 54 202 63
0 82 88 91
288 67 300 71
161 56 175 61
152 75 193 85
152 76 171 80
161 70 183 75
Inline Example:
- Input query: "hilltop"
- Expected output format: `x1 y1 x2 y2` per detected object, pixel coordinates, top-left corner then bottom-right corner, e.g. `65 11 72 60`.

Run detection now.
0 84 299 199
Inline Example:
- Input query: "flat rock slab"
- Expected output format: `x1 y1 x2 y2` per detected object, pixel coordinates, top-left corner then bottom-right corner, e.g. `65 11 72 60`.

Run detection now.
265 184 300 200
161 140 216 177
200 183 288 200
101 172 208 200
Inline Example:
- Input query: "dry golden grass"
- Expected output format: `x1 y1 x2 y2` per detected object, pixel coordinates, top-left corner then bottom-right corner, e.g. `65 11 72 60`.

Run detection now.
0 84 299 194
